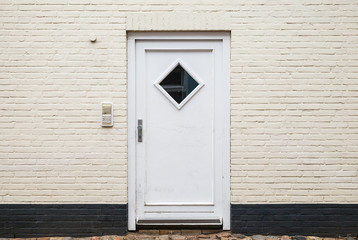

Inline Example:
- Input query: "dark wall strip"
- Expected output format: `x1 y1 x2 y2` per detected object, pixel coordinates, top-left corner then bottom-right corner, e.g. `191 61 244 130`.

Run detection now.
231 204 358 237
2 203 357 237
0 204 127 238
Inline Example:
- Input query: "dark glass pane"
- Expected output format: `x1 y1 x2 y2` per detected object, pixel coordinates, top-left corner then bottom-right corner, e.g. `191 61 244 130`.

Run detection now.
159 65 199 104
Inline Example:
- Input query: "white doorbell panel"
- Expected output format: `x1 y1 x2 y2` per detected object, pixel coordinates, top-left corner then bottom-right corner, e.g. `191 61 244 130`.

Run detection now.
101 102 113 127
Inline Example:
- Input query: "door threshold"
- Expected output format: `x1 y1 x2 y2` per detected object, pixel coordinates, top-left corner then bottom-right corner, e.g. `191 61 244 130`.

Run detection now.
137 218 222 226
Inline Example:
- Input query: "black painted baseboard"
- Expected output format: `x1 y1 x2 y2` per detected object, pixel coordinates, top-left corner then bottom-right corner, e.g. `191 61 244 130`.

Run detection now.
231 204 358 237
0 204 127 238
2 203 357 237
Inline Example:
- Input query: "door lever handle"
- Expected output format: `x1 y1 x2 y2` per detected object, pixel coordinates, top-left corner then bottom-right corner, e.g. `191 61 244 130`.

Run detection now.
137 119 143 142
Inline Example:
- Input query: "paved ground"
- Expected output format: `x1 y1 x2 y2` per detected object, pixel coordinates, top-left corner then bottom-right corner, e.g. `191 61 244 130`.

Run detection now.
2 230 357 240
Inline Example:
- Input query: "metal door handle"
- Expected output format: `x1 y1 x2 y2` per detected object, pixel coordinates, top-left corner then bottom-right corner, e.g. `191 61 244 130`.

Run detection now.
137 119 142 142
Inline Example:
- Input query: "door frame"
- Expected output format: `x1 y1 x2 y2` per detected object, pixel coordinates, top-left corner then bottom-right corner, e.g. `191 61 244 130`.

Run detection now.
127 32 230 231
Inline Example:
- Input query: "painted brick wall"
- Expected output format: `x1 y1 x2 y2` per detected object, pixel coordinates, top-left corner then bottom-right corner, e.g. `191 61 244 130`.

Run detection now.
0 204 127 237
1 1 357 204
229 1 358 203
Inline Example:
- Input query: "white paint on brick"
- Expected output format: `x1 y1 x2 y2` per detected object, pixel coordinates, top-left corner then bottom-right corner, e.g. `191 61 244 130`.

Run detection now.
0 1 358 204
126 13 230 31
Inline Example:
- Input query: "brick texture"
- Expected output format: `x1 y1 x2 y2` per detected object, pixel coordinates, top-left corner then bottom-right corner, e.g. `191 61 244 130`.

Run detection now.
0 1 357 204
0 204 127 237
231 204 358 237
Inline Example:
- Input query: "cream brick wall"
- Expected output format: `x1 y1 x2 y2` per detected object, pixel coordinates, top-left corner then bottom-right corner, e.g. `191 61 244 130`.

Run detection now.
0 0 357 204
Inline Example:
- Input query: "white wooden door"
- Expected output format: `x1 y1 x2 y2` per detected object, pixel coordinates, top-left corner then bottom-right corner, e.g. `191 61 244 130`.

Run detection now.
128 33 230 230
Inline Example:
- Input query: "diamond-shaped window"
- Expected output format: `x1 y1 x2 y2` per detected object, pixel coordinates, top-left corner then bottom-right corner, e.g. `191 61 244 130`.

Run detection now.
154 61 204 110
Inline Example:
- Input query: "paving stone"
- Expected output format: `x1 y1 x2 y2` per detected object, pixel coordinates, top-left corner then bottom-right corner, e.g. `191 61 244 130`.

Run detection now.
181 231 202 235
89 237 101 240
170 235 186 240
156 235 170 240
112 237 124 240
124 234 137 240
185 237 200 240
347 237 357 240
232 234 247 239
196 235 211 238
0 231 352 240
292 236 306 240
76 238 91 240
307 237 322 240
100 236 114 240
216 232 231 238
252 235 266 240
265 237 279 240
241 237 253 240
136 236 157 240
